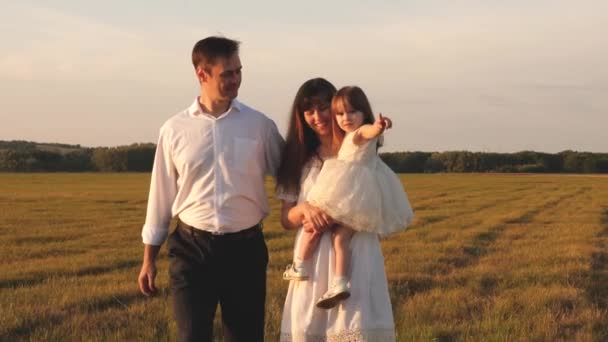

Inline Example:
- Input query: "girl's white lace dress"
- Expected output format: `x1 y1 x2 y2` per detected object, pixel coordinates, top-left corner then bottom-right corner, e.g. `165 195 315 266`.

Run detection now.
307 132 414 235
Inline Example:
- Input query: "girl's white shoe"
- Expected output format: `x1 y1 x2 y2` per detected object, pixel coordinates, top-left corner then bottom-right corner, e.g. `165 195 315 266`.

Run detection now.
316 280 350 309
283 264 309 281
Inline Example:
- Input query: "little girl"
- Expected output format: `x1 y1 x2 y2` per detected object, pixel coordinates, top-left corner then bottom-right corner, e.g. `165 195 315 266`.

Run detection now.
283 85 414 309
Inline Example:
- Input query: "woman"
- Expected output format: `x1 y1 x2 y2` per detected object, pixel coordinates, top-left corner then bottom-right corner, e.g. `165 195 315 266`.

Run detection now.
276 78 396 341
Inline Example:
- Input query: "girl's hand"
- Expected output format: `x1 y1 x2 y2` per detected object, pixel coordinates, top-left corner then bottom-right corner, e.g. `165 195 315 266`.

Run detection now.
354 113 394 144
374 113 393 132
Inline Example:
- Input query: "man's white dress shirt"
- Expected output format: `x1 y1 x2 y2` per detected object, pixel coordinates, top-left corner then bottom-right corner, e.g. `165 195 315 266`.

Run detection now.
141 98 284 246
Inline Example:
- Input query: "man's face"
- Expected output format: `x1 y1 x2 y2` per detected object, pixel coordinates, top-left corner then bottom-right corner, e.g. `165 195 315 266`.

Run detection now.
198 53 242 101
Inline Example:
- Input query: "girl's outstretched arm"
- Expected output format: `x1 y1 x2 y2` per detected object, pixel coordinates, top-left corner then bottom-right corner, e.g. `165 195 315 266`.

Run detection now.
353 113 393 145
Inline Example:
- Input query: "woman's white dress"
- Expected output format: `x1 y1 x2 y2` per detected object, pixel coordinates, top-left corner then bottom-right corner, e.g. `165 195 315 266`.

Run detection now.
278 157 397 342
306 132 414 236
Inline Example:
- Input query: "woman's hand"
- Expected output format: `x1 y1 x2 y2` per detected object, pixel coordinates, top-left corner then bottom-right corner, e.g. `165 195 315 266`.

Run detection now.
302 218 333 233
280 200 334 231
302 217 316 233
300 201 334 232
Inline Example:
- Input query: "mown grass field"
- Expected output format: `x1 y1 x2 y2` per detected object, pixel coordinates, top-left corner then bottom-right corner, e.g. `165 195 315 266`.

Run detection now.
1 173 607 341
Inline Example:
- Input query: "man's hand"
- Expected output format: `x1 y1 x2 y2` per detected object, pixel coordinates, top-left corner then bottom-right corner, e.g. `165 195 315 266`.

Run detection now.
138 244 161 296
138 261 157 296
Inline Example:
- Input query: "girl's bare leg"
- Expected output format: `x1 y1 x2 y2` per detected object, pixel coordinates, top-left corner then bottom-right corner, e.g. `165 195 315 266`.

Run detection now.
297 230 321 261
332 224 355 278
316 224 355 309
284 230 321 281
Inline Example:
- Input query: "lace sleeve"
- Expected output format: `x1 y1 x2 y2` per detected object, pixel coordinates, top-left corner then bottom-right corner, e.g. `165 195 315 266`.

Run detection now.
275 185 298 203
275 157 321 203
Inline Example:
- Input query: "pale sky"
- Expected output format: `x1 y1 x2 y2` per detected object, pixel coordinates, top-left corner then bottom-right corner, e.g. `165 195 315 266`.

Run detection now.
1 0 606 153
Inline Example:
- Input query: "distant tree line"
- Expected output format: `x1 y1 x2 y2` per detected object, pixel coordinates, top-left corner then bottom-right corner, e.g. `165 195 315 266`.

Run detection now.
379 150 608 173
0 140 607 173
0 141 155 172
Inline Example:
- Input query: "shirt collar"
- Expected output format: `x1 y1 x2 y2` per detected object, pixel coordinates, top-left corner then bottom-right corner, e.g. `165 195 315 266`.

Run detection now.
188 98 242 118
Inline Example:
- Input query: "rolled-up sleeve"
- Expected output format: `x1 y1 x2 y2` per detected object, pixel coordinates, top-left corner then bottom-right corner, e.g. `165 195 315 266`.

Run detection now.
264 119 284 177
141 127 178 246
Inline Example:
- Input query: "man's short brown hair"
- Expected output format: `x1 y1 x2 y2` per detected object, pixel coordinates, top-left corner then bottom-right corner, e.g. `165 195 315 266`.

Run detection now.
192 36 240 69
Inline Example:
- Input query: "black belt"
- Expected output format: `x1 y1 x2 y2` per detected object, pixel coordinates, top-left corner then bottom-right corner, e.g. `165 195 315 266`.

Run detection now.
177 220 262 240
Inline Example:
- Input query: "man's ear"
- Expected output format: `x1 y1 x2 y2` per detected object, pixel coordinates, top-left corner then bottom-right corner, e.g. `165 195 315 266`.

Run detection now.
195 65 207 83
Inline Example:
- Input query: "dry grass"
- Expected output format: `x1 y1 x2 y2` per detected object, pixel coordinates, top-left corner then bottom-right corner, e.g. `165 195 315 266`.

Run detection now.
1 173 607 341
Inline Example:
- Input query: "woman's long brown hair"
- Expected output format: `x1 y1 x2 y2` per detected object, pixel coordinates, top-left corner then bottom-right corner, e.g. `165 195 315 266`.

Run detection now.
276 78 337 196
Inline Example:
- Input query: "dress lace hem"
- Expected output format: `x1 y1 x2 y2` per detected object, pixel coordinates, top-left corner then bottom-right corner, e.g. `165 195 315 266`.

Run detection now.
279 328 396 342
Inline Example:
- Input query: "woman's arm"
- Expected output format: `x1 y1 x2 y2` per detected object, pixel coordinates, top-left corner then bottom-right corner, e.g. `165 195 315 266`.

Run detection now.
280 200 334 231
280 200 302 230
353 113 393 145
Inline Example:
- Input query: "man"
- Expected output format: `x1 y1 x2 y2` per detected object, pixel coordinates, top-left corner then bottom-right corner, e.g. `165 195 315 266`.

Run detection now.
137 36 283 342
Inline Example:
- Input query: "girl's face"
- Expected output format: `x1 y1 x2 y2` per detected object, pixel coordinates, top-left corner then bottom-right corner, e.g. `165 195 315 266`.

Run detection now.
303 103 332 137
334 101 364 133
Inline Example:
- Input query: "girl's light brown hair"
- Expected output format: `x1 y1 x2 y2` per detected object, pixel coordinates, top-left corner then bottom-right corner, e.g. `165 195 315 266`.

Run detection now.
331 86 382 148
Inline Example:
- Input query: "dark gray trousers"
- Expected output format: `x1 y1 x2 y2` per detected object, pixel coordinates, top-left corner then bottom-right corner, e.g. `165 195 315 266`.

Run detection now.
168 221 268 342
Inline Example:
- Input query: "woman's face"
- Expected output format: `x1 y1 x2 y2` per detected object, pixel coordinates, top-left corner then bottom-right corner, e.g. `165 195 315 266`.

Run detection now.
303 103 332 137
